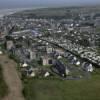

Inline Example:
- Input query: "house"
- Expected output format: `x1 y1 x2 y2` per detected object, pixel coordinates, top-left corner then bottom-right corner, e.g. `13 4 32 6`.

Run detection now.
79 26 93 33
65 68 70 75
46 46 53 54
71 56 77 64
41 56 53 66
6 40 14 50
29 49 37 60
54 48 64 55
82 62 94 72
87 64 94 72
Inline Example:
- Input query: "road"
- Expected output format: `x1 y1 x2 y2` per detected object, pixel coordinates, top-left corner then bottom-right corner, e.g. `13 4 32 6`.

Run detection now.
0 55 25 100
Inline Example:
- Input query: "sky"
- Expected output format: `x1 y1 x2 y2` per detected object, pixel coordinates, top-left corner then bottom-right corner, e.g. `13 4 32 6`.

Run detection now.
0 0 100 9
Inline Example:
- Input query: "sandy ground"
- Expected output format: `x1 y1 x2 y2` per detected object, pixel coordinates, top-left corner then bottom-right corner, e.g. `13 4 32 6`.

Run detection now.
0 55 25 100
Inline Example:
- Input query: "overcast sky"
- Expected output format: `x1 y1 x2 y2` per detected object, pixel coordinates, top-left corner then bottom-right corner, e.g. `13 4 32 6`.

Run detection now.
0 0 100 9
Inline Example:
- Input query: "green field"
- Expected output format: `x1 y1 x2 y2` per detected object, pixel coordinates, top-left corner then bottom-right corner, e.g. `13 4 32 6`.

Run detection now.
0 65 8 99
23 70 100 100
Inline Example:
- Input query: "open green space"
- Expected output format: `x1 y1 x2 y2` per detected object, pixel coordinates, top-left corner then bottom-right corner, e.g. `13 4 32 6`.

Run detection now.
23 69 100 100
0 65 8 99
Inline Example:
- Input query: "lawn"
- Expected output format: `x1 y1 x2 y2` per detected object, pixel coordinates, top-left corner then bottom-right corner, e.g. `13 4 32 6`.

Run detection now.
23 70 100 100
0 65 8 99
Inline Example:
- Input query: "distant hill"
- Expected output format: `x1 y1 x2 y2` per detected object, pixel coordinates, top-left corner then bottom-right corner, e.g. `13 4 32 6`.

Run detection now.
11 6 100 19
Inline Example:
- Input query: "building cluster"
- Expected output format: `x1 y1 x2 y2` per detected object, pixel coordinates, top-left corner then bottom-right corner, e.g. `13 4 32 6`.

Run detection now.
0 9 100 79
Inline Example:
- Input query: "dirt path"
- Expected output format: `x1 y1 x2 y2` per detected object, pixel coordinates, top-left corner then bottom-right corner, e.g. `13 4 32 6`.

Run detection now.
0 55 25 100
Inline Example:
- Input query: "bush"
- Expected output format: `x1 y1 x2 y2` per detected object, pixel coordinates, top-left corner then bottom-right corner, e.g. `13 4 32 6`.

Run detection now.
8 54 20 63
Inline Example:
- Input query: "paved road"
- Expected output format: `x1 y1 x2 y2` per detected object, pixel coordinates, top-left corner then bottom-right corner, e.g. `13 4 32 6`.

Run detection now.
0 55 25 100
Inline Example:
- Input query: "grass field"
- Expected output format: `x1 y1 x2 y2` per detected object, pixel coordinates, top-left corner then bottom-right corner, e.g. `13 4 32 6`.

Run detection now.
23 70 100 100
0 65 8 99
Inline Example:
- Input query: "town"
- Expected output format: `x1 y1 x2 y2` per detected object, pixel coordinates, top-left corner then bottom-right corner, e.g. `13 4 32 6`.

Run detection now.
0 5 100 100
0 7 100 81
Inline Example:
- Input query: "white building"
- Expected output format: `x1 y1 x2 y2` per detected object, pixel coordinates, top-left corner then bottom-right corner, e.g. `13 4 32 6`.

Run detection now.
46 46 53 54
29 49 36 60
6 40 14 50
41 56 53 66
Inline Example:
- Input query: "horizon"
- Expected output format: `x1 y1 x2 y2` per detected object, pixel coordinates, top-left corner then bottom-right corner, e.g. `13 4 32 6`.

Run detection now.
0 0 100 9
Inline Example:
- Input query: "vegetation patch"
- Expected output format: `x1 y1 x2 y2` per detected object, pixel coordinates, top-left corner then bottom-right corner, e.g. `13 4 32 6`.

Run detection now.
23 72 100 100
